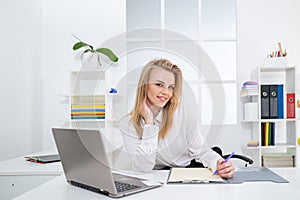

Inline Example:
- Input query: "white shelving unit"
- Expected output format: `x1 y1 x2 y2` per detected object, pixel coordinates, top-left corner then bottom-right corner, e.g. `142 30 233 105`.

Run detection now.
243 66 300 167
62 69 123 163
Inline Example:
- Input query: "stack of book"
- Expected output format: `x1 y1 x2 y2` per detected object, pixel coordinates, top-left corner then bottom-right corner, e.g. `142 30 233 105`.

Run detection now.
262 153 294 167
246 141 259 147
241 81 258 96
71 104 105 120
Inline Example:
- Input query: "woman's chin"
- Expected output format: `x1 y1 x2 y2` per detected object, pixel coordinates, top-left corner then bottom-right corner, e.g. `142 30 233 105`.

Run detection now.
152 103 165 109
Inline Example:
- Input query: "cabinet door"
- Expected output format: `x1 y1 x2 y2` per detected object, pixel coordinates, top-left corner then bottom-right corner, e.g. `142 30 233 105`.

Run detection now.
0 175 57 200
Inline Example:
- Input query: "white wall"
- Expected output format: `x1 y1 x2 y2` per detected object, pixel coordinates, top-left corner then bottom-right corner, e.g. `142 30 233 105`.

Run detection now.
42 0 300 159
0 0 43 160
42 0 126 149
218 0 300 156
188 0 300 158
1 0 300 161
0 0 125 160
237 0 300 70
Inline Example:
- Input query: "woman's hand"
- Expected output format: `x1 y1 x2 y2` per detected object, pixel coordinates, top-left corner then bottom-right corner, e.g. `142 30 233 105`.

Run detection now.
216 158 235 179
139 98 154 124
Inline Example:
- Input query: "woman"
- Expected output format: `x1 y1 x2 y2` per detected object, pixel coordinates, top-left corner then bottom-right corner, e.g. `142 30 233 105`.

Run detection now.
119 58 234 178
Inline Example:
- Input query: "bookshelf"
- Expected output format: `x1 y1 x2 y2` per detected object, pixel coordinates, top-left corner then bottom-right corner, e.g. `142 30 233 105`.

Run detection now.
61 69 124 161
242 66 300 167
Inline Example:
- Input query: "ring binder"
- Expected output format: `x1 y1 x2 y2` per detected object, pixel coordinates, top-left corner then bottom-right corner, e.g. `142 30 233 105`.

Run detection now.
261 85 270 119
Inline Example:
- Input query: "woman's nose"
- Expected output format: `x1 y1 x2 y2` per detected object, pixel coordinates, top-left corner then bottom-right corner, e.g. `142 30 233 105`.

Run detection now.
161 86 169 94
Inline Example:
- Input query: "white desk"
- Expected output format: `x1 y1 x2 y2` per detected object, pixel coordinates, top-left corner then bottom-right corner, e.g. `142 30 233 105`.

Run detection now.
0 151 63 200
13 168 300 200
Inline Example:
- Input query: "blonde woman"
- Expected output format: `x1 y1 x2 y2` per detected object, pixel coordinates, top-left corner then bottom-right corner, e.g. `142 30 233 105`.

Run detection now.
119 58 234 178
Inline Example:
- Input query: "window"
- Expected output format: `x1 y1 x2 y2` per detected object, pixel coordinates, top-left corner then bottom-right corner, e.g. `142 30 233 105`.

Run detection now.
126 0 237 125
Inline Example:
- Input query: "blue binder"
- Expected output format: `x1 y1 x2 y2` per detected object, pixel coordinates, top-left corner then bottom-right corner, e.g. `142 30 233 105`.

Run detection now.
277 85 284 119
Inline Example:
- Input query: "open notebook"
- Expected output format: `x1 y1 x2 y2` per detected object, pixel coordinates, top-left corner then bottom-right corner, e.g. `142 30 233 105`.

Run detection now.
168 168 224 183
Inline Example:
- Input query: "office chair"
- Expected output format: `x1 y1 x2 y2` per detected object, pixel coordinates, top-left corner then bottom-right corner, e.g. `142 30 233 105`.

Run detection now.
159 147 253 169
186 147 253 168
211 146 253 167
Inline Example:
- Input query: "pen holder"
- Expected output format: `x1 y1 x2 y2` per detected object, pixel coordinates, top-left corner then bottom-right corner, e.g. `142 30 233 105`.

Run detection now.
263 57 287 67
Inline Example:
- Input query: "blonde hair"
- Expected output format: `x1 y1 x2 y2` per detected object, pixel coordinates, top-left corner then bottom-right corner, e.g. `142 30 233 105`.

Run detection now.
131 59 183 139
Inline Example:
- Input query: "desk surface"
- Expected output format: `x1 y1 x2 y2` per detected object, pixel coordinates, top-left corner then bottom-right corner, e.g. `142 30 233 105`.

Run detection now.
0 150 63 176
13 168 300 200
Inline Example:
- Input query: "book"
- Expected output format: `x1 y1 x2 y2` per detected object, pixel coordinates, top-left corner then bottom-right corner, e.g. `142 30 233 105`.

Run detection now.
270 122 275 145
261 123 265 146
25 154 61 164
71 104 106 119
265 122 269 146
246 141 259 147
269 85 278 118
71 109 105 112
71 104 105 109
261 85 270 119
71 112 105 115
287 93 295 118
167 168 224 183
71 116 105 119
277 85 284 118
262 153 294 167
261 122 275 146
241 81 258 95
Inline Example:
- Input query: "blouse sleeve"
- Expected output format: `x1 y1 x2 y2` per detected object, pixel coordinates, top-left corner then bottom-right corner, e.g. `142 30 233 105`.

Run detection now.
183 103 222 172
118 115 159 172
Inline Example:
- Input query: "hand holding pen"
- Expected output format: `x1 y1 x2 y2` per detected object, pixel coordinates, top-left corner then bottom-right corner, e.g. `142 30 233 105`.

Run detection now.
214 152 235 179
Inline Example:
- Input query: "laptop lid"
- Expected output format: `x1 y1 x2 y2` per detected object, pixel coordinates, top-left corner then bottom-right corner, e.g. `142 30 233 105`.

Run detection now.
52 128 162 197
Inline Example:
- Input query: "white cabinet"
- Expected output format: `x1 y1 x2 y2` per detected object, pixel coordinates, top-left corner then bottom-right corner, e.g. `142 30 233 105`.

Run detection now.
0 151 63 200
243 66 300 167
0 175 57 200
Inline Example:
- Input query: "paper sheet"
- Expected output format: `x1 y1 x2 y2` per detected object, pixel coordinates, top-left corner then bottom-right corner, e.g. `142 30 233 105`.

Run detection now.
168 168 224 183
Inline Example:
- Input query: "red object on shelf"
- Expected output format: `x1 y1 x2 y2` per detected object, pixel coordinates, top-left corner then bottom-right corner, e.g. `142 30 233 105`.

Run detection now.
287 93 295 118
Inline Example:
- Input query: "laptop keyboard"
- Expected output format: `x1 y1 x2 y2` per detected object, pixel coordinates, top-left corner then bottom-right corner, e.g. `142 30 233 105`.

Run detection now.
114 181 141 193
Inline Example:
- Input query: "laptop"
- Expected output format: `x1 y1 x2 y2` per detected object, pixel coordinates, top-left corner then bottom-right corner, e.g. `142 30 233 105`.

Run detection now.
52 128 162 198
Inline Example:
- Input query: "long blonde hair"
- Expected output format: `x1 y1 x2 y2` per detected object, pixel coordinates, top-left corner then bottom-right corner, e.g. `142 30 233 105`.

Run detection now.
131 59 183 139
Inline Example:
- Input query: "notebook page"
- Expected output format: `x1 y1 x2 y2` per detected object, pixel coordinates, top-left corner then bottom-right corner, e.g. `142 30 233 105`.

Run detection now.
168 168 224 183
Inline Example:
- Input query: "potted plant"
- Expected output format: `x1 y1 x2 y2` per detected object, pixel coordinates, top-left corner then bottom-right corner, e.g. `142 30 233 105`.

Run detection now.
72 35 118 67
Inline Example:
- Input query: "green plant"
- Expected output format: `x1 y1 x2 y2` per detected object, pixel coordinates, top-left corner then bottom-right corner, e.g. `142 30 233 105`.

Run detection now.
72 35 118 66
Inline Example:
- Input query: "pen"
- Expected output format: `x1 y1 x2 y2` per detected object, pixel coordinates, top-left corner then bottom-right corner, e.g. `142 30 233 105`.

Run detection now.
213 152 235 175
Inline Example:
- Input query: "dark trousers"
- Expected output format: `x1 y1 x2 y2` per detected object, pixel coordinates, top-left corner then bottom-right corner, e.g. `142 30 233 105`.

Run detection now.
159 147 223 170
159 159 205 170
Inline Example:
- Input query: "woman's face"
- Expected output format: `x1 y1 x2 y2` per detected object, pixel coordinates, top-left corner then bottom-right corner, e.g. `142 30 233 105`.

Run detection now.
146 68 175 109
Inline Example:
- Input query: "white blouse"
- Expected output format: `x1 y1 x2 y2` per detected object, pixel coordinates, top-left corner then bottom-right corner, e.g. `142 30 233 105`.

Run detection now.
118 102 221 172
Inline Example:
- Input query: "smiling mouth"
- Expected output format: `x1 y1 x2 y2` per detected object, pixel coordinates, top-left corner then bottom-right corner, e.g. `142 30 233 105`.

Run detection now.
157 96 167 102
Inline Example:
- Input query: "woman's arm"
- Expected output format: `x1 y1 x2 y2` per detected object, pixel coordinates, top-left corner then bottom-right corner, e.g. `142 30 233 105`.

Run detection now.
183 102 234 178
181 101 221 172
187 125 221 172
119 116 159 172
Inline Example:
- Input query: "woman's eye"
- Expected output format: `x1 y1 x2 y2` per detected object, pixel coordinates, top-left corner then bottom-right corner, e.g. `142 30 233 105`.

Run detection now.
169 86 175 90
155 83 163 87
